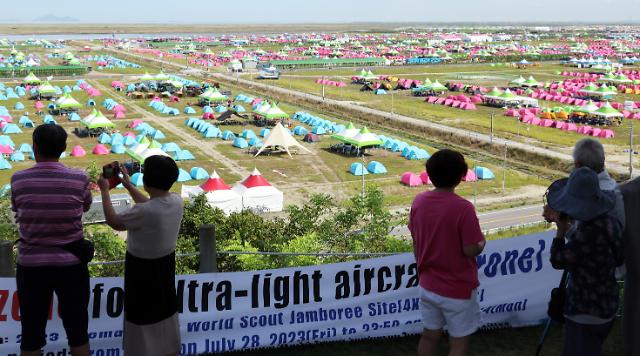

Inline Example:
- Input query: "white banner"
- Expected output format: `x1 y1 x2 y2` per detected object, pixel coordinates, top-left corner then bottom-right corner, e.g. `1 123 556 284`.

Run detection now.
0 231 560 355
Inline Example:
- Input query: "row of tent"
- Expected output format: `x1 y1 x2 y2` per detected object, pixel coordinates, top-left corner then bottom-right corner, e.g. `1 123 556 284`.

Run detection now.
400 167 494 187
148 99 180 116
181 168 283 214
349 161 387 175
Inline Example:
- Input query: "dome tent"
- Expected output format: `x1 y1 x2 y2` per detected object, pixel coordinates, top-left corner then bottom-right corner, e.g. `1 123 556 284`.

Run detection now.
233 168 284 213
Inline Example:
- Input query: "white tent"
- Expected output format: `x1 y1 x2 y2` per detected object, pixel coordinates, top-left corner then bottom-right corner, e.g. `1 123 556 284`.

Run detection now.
233 168 283 213
182 170 242 215
254 122 312 157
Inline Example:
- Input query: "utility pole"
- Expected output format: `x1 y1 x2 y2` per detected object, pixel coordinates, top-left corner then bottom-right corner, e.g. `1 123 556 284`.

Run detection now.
322 75 325 101
391 92 395 114
490 112 494 144
361 153 366 198
473 159 477 206
502 143 507 194
630 120 634 179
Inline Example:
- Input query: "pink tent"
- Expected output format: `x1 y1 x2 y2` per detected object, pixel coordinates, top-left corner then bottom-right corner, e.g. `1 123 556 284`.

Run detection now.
590 128 602 137
565 123 578 132
0 144 13 154
541 119 554 127
71 145 86 157
506 109 518 117
202 112 214 119
130 119 143 128
400 172 423 187
435 98 445 104
577 126 593 135
427 97 438 103
530 117 542 125
599 129 615 138
451 101 461 108
633 113 640 120
114 111 126 119
462 169 477 182
34 101 44 109
444 99 453 106
0 115 11 123
463 103 477 110
123 131 136 138
470 96 483 103
554 121 567 130
112 105 126 113
92 144 109 155
419 171 432 185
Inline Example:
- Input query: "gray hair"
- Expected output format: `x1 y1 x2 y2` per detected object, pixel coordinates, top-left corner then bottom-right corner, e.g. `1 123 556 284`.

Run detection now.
573 138 605 173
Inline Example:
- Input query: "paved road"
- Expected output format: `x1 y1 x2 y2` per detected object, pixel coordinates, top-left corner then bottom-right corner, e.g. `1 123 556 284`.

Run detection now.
390 204 545 236
97 46 633 178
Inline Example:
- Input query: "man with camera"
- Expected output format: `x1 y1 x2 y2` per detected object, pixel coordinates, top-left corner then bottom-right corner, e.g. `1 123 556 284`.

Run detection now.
543 166 623 356
11 124 92 356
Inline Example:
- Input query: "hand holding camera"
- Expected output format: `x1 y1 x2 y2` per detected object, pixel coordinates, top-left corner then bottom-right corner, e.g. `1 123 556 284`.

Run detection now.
97 161 130 191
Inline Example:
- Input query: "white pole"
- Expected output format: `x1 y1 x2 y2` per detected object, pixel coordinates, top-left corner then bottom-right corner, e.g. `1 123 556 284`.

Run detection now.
473 159 477 206
630 120 634 178
502 143 507 194
322 75 325 101
361 151 365 198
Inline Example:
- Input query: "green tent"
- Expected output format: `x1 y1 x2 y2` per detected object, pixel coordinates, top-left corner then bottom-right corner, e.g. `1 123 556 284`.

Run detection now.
593 102 622 118
498 89 518 100
485 87 503 98
510 76 526 85
155 71 169 81
140 72 154 81
57 93 82 109
576 100 600 113
522 76 541 87
331 122 360 141
38 81 57 96
263 103 289 119
23 72 41 84
199 87 227 102
81 110 115 129
341 127 383 148
429 80 447 92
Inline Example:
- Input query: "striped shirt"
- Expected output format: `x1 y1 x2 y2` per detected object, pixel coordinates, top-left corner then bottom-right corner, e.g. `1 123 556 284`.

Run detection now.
11 162 92 266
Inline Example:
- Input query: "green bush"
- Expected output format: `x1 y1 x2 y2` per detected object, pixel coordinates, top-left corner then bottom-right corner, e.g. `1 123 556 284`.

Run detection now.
86 226 127 277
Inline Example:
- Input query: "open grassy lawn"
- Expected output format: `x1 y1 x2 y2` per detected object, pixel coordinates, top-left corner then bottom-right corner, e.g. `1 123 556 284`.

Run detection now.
231 321 624 356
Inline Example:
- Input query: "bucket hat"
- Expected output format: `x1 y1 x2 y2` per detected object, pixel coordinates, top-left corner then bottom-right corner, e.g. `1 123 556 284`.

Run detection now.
547 167 615 221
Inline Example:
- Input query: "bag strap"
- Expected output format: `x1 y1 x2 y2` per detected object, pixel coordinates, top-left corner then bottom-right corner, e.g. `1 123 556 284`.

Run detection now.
558 270 569 289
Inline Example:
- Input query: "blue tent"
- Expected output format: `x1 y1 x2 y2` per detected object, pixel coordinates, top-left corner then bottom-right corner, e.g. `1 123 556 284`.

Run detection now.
312 126 327 135
162 142 181 152
43 116 57 125
14 102 24 110
259 128 271 137
87 99 96 106
2 124 22 134
197 123 211 133
185 117 199 127
152 130 166 140
110 133 124 146
177 168 192 182
0 136 15 148
69 112 81 121
407 149 430 161
367 161 387 174
204 126 222 138
98 133 111 144
248 137 261 147
234 105 246 113
401 146 418 158
474 166 495 180
175 150 195 161
18 143 32 153
123 136 136 146
0 184 10 197
233 137 249 148
190 167 209 180
375 89 387 95
349 162 368 176
18 116 34 128
215 105 227 113
391 141 408 152
241 129 257 139
10 151 25 162
293 126 308 136
130 173 144 186
184 106 196 114
111 144 126 154
203 106 213 113
222 130 236 140
0 158 11 170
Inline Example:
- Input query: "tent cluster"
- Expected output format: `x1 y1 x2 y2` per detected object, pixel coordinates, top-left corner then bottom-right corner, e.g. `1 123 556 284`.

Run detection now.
349 161 387 176
315 78 347 87
148 98 180 116
78 81 101 97
401 167 482 187
0 136 35 165
425 94 478 110
182 168 283 214
505 107 616 138
292 112 345 134
331 123 383 149
83 55 141 70
0 82 27 101
102 98 127 119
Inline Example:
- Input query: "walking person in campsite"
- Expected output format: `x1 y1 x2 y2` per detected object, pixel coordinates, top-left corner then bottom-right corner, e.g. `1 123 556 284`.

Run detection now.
11 124 92 356
98 155 183 356
409 149 486 356
545 167 623 356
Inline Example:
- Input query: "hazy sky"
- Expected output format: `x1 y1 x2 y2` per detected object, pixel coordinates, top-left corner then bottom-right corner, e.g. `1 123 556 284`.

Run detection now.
5 0 640 23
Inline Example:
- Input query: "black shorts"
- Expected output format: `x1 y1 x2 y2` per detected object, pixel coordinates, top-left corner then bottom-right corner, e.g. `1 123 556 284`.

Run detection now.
16 263 90 351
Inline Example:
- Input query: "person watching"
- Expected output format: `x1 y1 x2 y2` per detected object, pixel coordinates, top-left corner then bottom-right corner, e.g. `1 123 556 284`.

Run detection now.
98 155 183 356
409 149 486 356
545 167 623 356
11 124 92 356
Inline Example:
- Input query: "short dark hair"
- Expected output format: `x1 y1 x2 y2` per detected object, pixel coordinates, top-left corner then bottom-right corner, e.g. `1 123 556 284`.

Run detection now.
426 149 468 188
142 155 179 191
33 124 67 158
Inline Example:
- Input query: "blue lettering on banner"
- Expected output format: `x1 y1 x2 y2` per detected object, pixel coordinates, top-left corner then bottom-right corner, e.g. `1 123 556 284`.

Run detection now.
477 239 545 278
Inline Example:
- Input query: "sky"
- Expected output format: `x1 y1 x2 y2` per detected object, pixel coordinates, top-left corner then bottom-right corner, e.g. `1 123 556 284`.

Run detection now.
4 0 640 24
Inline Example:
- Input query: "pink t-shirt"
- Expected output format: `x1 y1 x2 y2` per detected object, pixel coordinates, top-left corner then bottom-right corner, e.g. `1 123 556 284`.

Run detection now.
409 190 484 299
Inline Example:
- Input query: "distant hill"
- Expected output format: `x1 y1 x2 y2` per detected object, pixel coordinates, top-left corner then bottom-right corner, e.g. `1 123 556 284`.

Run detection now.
33 14 79 23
